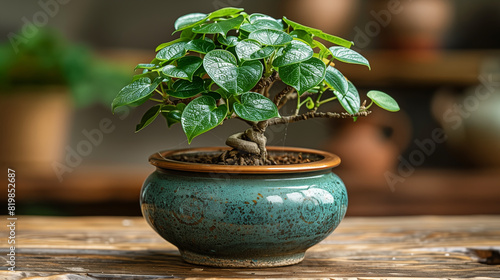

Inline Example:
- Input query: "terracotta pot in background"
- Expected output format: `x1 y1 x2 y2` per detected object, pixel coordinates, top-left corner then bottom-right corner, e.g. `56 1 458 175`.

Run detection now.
322 110 411 185
372 0 453 52
0 87 72 175
432 75 500 167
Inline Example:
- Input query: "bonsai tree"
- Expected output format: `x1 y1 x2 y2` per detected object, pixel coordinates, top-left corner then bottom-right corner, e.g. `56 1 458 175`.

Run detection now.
112 7 399 165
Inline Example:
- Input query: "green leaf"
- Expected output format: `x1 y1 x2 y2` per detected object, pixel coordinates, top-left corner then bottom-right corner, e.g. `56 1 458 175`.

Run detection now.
218 35 239 47
156 41 188 61
155 38 188 52
240 19 283 33
202 91 222 100
278 57 326 95
163 110 182 127
234 92 279 122
180 28 195 40
203 49 263 95
282 17 353 48
329 46 370 69
167 76 205 98
112 77 162 112
367 90 400 112
161 103 186 127
174 13 208 30
249 46 275 60
184 38 215 54
215 88 232 99
162 56 203 81
208 7 244 19
324 66 348 95
136 105 162 132
272 40 313 67
134 63 158 70
192 15 244 37
314 31 354 49
174 13 206 30
249 29 293 46
235 39 261 61
132 71 158 82
249 13 278 23
181 96 227 143
290 30 314 47
333 81 360 115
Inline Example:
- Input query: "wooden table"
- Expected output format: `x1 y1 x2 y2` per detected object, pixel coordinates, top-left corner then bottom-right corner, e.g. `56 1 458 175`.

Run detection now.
1 216 499 279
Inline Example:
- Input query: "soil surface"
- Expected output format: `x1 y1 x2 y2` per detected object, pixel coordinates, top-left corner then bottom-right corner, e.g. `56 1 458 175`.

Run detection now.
168 149 318 166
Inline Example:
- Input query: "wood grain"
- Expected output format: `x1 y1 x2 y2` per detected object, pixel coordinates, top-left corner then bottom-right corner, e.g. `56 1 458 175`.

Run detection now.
1 216 499 279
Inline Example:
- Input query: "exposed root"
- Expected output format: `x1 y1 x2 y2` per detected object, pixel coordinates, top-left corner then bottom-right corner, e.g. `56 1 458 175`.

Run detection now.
225 128 267 158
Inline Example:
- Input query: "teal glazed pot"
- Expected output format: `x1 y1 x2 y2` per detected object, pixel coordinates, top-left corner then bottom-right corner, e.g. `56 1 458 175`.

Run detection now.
140 147 347 268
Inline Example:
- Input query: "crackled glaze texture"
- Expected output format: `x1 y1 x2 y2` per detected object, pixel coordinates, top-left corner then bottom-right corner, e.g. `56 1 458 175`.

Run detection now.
141 166 347 267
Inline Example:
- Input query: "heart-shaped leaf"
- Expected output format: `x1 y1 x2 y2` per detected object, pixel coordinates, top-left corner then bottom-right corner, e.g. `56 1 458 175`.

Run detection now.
235 39 261 61
208 7 244 19
249 29 293 46
333 81 360 115
155 38 189 52
184 38 215 54
174 13 208 31
162 56 203 81
329 46 370 70
112 77 162 112
278 57 326 95
249 13 279 23
136 105 162 132
167 76 205 98
367 90 400 112
283 17 353 48
218 35 239 47
240 19 283 33
192 15 244 37
181 96 227 143
204 49 263 95
324 66 348 95
249 46 275 60
234 92 279 122
273 40 313 67
156 41 187 61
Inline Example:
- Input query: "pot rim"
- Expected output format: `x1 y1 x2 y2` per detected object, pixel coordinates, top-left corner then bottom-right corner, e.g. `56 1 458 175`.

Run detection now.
148 146 340 174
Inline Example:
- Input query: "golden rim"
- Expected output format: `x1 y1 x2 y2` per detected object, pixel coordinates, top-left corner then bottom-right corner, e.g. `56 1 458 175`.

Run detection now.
149 146 341 174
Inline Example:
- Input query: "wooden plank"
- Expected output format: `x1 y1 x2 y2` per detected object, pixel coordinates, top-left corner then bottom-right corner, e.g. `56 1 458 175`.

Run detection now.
1 216 499 279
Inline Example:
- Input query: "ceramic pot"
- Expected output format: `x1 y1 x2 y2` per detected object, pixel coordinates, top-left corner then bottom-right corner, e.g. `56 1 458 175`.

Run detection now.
140 147 347 268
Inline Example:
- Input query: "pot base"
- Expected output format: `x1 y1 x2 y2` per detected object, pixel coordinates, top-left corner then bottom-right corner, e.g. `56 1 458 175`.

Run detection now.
180 250 305 268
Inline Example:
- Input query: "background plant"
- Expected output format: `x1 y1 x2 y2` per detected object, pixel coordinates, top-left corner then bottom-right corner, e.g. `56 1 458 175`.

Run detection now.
112 7 399 163
0 29 129 108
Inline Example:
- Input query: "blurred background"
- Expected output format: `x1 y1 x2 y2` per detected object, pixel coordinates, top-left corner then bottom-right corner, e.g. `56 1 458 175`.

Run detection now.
1 0 499 216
